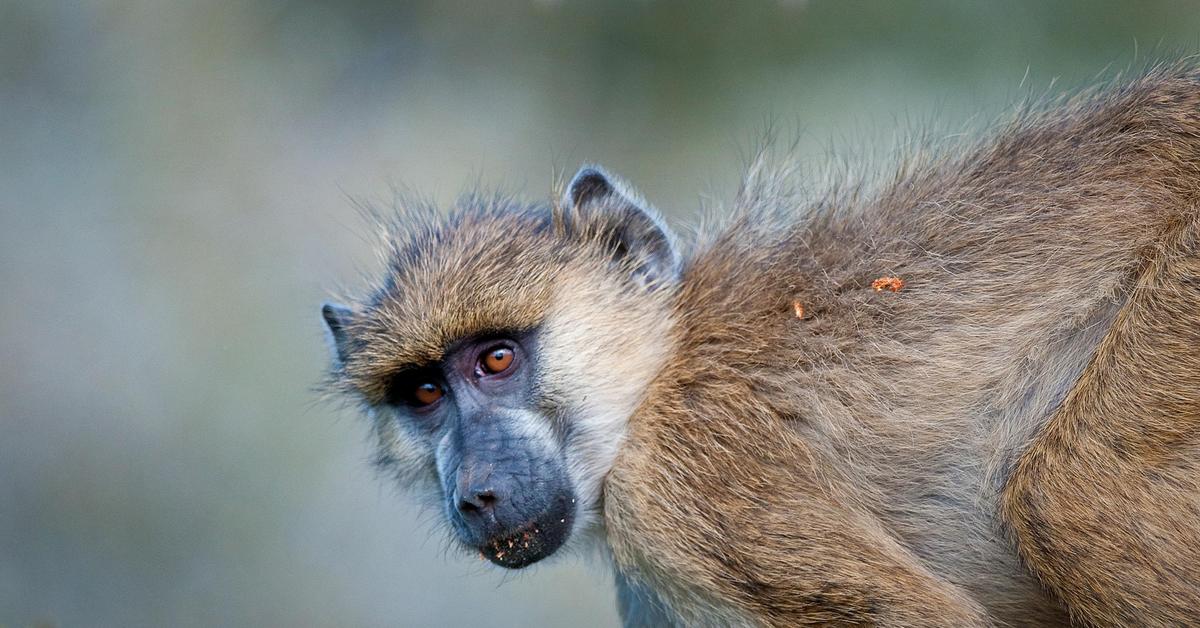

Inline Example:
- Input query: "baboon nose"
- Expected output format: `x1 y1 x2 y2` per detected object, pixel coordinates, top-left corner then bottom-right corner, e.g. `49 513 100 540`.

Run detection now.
458 489 498 515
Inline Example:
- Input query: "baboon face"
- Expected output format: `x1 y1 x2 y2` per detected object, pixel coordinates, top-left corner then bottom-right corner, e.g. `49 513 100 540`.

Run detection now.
322 167 678 568
379 329 576 567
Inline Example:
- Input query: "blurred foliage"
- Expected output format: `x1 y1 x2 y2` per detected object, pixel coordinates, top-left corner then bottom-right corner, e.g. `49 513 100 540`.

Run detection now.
1 1 1198 626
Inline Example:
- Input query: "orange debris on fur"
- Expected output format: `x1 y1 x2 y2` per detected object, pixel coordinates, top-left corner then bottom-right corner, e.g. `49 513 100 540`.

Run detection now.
872 276 905 293
792 301 805 319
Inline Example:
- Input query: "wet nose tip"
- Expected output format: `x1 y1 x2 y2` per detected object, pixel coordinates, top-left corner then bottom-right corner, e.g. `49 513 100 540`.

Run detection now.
458 489 497 514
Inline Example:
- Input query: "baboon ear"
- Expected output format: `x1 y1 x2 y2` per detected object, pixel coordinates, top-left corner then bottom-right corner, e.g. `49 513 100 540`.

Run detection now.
321 302 354 364
564 166 679 287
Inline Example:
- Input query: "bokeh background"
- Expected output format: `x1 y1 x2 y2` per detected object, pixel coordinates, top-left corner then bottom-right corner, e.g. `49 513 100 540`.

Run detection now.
2 1 1199 626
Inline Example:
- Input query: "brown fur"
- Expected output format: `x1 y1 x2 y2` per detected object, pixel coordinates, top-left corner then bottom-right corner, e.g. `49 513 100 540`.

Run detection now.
605 64 1200 626
326 63 1200 626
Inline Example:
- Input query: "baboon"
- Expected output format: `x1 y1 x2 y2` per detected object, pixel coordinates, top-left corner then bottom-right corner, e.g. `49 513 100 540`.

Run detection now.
321 64 1200 626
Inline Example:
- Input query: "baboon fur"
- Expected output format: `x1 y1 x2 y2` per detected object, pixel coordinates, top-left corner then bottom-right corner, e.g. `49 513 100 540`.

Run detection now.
326 63 1200 626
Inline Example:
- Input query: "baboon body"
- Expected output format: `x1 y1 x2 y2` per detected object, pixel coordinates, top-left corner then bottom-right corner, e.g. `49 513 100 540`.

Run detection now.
606 65 1200 627
324 65 1200 626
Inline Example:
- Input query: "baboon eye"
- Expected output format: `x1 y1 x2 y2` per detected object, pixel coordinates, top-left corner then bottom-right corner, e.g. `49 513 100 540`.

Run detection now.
384 370 446 409
410 381 444 406
480 345 515 375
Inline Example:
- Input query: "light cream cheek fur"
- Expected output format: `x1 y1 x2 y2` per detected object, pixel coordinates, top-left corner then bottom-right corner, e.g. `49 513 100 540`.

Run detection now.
372 407 442 512
537 274 675 554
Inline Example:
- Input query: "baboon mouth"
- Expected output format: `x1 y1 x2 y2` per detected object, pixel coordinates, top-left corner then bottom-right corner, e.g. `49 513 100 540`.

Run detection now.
477 508 574 569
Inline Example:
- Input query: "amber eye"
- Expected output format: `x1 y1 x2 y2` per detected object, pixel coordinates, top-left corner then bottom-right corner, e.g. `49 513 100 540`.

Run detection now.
480 346 515 375
411 381 444 406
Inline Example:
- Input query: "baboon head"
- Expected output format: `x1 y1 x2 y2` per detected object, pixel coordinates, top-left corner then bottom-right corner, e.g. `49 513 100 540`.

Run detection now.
322 167 678 567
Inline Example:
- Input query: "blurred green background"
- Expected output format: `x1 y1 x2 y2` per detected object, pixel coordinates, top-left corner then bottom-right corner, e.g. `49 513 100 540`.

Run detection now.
1 1 1198 626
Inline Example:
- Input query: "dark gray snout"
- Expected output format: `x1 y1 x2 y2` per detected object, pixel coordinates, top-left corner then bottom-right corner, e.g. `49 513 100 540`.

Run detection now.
446 416 575 569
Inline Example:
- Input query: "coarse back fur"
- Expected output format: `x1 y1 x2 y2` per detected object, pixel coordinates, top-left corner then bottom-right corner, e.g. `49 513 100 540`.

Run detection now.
603 62 1200 626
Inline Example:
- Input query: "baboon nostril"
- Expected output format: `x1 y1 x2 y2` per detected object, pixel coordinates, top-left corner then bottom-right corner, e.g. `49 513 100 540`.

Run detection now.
458 489 497 514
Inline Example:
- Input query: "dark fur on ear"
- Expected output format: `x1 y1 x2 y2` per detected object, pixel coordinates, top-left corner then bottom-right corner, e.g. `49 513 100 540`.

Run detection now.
564 166 680 288
321 302 354 364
